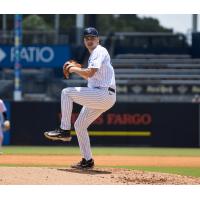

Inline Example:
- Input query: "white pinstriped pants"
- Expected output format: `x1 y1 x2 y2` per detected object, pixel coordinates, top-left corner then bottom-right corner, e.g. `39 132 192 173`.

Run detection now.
60 87 116 160
0 127 3 139
0 114 3 142
0 124 3 147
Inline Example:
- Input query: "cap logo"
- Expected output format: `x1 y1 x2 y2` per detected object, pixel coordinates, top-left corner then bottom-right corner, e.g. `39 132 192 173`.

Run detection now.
84 27 98 37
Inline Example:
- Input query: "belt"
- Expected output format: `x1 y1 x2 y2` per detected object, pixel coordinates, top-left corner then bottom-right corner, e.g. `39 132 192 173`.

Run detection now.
94 87 115 93
108 87 115 93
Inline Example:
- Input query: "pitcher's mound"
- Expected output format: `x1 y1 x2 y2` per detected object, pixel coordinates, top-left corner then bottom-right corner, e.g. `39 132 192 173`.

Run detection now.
0 167 200 185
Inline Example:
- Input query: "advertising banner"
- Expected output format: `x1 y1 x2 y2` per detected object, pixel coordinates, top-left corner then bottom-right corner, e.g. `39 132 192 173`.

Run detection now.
10 102 199 147
0 45 71 68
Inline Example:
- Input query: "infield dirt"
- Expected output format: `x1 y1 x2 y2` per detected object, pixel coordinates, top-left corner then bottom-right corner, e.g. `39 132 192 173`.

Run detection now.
1 155 200 166
0 155 200 184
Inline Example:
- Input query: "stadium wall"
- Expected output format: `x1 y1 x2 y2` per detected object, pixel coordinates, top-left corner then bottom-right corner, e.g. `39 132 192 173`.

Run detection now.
8 101 200 147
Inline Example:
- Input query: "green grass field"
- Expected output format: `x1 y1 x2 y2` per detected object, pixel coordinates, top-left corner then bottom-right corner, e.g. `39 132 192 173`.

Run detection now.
1 146 200 177
3 146 200 156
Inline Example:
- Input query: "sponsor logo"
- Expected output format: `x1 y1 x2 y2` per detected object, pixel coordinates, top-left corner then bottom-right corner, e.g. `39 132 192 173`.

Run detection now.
177 85 188 94
107 113 152 125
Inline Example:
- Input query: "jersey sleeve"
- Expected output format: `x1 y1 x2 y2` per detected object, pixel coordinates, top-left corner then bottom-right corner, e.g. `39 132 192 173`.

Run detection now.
0 99 7 113
88 47 106 69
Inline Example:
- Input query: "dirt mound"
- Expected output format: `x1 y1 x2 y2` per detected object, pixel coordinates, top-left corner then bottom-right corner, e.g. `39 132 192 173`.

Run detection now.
0 167 200 185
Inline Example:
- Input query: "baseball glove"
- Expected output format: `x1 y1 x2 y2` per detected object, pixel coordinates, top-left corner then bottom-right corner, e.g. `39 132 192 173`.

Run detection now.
63 60 82 79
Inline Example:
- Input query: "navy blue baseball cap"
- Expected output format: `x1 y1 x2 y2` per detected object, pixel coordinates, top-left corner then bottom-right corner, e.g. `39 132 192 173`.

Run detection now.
84 27 99 37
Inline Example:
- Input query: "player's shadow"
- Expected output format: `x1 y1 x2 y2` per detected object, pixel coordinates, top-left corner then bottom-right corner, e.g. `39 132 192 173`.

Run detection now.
57 168 112 175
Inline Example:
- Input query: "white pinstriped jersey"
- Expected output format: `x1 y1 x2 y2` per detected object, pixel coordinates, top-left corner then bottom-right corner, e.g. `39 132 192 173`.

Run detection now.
0 99 6 125
87 45 116 89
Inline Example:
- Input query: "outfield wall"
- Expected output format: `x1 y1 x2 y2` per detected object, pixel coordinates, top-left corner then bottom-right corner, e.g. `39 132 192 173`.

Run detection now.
7 101 199 147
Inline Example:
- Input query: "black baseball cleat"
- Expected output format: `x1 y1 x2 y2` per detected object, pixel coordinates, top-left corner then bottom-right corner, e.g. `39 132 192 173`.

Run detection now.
44 128 72 142
71 158 95 169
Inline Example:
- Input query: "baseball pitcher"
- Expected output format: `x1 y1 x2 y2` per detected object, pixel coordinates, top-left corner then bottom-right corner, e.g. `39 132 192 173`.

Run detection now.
44 27 116 169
